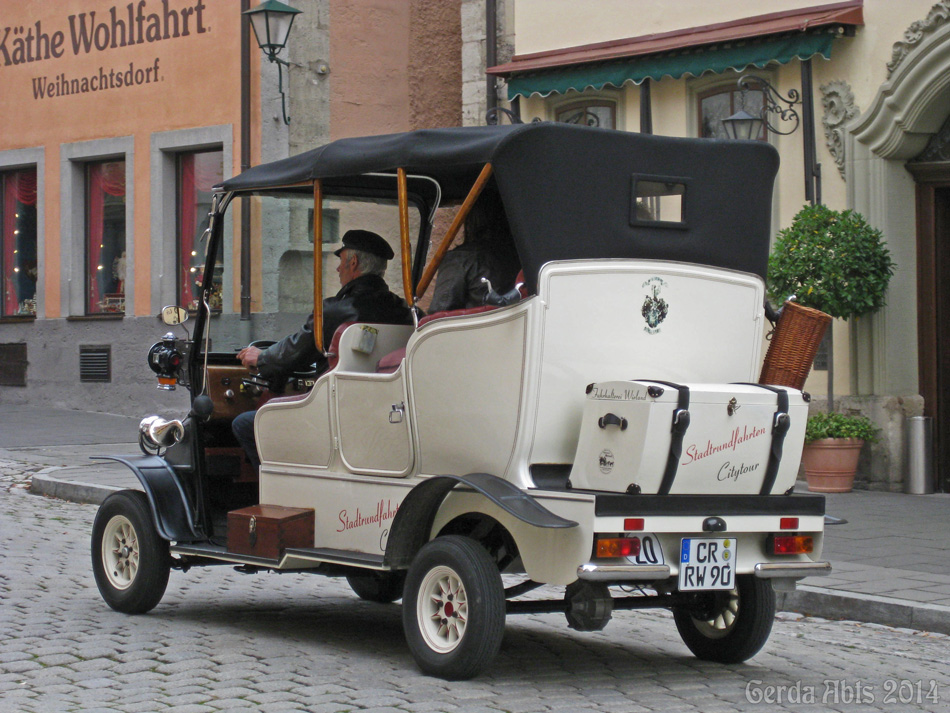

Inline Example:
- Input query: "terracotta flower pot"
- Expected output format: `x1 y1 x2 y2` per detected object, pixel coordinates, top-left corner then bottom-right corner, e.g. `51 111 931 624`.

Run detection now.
801 438 864 493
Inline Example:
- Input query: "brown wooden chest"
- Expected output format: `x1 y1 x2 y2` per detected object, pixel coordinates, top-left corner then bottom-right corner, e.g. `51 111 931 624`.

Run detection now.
227 505 315 559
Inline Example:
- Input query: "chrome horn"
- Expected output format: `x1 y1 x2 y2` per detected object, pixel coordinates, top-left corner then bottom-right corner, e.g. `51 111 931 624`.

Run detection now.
139 415 185 450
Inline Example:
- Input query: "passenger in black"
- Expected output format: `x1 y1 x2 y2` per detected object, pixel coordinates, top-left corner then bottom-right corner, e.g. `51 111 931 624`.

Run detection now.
429 185 520 313
232 229 411 467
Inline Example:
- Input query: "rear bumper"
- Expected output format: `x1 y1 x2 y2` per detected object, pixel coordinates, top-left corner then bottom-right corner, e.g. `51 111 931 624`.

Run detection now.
577 560 831 583
577 563 671 581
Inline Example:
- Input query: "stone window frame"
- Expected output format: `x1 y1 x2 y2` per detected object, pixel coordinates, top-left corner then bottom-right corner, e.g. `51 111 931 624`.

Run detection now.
688 71 775 142
61 137 134 318
150 125 233 314
548 90 623 130
0 147 44 320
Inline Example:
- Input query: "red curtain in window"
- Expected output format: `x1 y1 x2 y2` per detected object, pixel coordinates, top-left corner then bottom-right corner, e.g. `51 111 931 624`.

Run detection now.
13 170 37 206
2 176 17 315
3 169 38 315
87 162 125 310
179 155 196 306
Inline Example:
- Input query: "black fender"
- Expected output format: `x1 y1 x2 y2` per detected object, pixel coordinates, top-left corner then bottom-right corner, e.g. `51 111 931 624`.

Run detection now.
384 472 577 569
93 455 201 542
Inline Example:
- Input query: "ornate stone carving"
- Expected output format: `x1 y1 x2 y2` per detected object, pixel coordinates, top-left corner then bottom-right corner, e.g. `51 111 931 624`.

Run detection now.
887 1 950 77
821 81 859 180
910 112 950 162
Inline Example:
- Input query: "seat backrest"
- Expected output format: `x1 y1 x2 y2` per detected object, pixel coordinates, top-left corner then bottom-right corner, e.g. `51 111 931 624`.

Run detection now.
326 321 356 371
417 305 496 328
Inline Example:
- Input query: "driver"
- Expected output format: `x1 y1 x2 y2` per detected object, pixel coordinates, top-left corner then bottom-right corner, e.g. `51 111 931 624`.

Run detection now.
232 229 412 467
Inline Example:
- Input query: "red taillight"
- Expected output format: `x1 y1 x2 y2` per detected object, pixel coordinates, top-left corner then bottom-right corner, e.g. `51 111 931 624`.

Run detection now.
769 534 814 555
596 537 641 558
780 517 799 530
623 518 645 531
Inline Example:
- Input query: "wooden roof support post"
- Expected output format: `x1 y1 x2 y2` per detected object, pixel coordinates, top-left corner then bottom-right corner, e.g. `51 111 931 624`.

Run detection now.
397 168 414 306
415 163 493 299
313 180 325 353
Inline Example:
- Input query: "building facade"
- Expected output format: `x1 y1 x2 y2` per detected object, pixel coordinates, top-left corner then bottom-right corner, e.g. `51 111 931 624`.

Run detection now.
0 0 460 416
463 0 949 490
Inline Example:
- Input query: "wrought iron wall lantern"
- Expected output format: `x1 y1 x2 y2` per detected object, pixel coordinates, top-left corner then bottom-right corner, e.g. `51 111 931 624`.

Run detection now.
722 75 801 140
244 0 302 125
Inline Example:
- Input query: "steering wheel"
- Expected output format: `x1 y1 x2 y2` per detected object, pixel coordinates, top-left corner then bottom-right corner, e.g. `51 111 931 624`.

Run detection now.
238 340 277 395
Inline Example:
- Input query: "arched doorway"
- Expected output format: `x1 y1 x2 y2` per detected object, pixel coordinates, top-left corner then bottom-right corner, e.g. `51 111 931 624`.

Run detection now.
847 20 950 492
908 135 950 490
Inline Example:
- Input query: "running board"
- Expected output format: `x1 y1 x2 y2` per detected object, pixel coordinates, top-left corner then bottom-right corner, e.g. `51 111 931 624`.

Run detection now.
170 542 388 571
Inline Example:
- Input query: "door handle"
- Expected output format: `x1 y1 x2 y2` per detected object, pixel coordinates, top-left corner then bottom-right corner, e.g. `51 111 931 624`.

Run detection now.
389 402 405 424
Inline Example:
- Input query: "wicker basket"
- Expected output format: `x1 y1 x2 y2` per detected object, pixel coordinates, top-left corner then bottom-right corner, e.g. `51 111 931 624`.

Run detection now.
758 301 832 390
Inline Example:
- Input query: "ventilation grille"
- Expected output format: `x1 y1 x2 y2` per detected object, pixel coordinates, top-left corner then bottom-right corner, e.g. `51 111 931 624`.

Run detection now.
0 343 27 386
79 345 111 382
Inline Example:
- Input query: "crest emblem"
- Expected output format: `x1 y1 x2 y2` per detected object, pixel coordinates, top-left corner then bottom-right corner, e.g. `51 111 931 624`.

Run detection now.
641 277 669 334
598 449 615 474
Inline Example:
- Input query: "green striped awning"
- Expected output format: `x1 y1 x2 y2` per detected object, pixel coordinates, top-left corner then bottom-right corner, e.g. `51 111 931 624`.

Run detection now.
508 31 836 99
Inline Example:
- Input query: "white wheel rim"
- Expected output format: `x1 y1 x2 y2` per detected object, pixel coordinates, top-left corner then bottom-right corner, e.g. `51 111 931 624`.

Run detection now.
693 588 739 639
417 565 468 654
102 515 139 591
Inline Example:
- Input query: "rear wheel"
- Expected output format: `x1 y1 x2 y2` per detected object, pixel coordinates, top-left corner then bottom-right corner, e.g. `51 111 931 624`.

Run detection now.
402 536 505 680
91 490 171 614
673 574 775 663
346 571 405 603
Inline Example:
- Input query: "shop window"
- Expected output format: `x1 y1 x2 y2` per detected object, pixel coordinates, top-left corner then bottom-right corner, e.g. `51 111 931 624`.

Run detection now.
698 86 766 140
177 149 223 311
86 160 126 314
556 100 616 129
1 167 38 317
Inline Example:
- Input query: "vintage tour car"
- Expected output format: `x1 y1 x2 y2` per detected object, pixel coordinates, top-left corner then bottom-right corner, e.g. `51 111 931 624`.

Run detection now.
91 123 830 680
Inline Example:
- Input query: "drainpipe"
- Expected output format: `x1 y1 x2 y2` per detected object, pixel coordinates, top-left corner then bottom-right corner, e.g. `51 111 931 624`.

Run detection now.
240 0 252 320
486 0 497 116
639 79 653 134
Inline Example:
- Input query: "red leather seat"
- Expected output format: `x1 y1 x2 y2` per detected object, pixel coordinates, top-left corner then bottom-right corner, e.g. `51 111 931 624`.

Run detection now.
376 347 407 374
374 307 499 373
417 305 496 327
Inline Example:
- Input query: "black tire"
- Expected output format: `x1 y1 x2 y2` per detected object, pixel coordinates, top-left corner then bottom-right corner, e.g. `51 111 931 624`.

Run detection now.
673 574 775 663
346 571 406 603
402 535 506 680
91 490 171 614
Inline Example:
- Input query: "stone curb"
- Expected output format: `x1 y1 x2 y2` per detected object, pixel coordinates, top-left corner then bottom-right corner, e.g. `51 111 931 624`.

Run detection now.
777 585 950 636
29 471 123 505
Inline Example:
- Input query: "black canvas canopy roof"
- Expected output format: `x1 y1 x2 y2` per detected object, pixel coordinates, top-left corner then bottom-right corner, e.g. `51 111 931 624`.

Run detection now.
217 123 779 288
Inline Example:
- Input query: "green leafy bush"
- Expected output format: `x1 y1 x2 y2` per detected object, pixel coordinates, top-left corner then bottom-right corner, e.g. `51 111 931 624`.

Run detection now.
804 411 878 443
767 204 896 319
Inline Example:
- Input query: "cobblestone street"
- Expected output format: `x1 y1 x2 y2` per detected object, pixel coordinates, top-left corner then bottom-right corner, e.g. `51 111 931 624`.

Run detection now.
1 486 947 713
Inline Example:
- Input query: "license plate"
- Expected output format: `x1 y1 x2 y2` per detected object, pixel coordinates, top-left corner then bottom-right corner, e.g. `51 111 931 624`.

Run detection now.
678 538 736 591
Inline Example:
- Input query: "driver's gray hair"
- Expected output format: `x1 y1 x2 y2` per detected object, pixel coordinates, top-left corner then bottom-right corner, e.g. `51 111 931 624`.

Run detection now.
350 248 388 277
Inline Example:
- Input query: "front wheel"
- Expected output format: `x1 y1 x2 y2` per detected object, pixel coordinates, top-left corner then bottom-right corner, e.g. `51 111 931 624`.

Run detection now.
673 574 775 663
402 536 505 680
91 490 171 614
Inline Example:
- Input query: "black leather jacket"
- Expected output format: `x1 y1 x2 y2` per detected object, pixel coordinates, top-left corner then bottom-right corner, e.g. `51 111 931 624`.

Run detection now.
256 274 412 382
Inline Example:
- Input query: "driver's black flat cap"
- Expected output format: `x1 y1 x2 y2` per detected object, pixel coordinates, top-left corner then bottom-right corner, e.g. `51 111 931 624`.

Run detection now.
334 229 394 260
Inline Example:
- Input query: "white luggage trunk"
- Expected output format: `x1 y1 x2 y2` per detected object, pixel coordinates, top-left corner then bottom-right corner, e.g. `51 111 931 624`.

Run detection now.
569 380 807 495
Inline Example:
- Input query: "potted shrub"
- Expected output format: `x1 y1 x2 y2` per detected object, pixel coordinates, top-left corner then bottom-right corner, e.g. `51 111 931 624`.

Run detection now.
767 204 895 321
801 411 878 492
762 204 896 394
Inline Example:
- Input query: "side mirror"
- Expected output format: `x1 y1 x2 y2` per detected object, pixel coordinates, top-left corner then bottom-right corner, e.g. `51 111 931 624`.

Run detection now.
160 305 189 326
